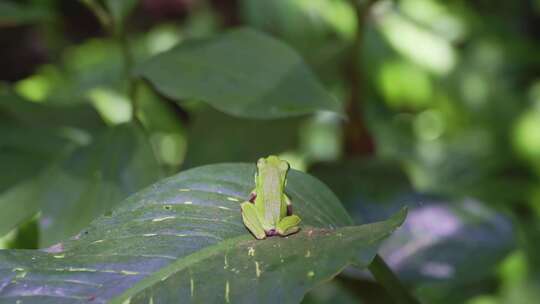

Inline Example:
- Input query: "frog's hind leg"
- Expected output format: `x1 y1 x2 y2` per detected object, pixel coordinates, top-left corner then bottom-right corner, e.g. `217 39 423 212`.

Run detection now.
277 215 301 236
241 202 266 239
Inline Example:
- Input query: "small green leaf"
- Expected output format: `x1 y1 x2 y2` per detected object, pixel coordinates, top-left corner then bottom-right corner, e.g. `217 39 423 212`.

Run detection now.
136 28 343 119
0 163 405 303
0 179 43 237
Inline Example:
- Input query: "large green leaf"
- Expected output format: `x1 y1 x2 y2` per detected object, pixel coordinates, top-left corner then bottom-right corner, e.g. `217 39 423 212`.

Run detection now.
36 124 162 246
136 28 342 119
0 163 405 303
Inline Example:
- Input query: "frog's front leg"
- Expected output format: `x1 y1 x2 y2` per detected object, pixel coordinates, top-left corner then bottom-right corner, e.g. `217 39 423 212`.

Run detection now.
284 193 293 216
248 188 257 203
241 202 266 239
276 214 301 236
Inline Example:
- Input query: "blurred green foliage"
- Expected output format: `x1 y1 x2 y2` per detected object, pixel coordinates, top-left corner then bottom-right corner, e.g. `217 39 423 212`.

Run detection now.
1 0 539 302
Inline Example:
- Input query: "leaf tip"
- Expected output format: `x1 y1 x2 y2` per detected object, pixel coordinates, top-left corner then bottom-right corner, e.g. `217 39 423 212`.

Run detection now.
393 207 409 228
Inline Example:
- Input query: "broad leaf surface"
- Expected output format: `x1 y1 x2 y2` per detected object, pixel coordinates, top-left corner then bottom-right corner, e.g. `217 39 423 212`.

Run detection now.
0 163 405 303
136 28 342 119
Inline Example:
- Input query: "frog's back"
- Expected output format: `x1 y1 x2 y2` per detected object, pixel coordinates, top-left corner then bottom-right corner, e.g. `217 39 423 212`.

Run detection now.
261 167 283 225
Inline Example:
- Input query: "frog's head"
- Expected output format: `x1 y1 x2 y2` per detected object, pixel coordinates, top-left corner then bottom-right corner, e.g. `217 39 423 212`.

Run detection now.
256 155 290 181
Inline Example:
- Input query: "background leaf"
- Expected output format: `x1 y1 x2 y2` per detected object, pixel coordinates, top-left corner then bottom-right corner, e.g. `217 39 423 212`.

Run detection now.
136 28 342 119
0 88 104 131
310 159 515 302
0 89 106 238
182 107 301 168
0 1 50 27
0 116 82 237
37 124 163 247
0 163 405 303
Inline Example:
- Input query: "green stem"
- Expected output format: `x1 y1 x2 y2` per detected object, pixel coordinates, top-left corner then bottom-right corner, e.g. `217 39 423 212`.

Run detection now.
81 0 141 124
368 255 421 304
343 0 379 155
118 33 140 121
345 2 420 300
80 0 111 30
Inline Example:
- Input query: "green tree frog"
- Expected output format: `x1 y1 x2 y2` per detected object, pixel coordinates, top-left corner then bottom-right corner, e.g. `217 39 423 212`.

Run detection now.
241 155 301 239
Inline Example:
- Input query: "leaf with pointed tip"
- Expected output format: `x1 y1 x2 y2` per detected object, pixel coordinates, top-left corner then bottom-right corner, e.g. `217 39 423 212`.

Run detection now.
0 163 405 303
136 28 343 119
